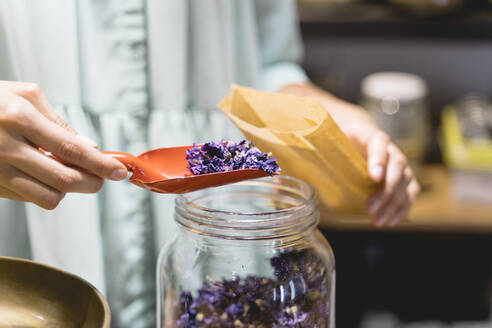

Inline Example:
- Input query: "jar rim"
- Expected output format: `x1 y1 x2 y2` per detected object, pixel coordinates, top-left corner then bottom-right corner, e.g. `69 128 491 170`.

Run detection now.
174 175 318 240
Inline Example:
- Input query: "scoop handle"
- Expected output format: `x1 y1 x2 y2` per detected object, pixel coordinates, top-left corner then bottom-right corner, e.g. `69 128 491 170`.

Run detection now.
101 151 139 171
102 151 163 182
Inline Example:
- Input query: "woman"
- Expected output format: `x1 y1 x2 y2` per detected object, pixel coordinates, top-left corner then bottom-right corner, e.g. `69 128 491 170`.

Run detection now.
0 1 418 327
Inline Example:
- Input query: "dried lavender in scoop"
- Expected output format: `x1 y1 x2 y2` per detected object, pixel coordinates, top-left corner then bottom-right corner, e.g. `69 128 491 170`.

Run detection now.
172 249 331 328
186 140 280 176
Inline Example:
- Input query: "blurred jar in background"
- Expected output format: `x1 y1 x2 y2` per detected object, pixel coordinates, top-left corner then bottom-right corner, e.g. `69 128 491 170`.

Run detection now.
388 0 465 16
360 72 430 174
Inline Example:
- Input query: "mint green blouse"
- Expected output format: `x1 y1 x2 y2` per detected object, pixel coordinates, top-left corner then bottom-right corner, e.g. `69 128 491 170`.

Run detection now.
0 1 307 327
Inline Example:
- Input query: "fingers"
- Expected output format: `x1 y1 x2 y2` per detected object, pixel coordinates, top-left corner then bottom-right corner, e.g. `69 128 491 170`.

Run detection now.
367 145 406 214
373 167 413 227
6 142 104 193
388 179 420 227
0 163 65 210
14 102 127 181
0 81 110 209
367 131 390 182
367 142 420 227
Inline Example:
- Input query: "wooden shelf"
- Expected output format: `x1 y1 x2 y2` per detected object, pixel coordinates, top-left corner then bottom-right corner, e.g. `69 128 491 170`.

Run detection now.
319 165 492 234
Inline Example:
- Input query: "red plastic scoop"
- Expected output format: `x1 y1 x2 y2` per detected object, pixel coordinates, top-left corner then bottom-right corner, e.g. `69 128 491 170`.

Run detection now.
102 145 273 193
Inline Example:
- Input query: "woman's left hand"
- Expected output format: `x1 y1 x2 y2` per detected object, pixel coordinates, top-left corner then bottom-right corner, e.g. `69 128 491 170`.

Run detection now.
344 123 420 227
278 82 420 227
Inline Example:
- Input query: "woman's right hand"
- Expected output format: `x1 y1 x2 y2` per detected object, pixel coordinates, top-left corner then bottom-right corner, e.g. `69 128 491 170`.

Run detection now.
0 81 128 209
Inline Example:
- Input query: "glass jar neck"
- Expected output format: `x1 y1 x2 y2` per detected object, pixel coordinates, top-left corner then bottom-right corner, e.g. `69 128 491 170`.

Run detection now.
174 176 319 243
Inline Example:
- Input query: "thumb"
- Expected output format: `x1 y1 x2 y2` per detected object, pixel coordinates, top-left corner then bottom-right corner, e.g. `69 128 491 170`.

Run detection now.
11 82 98 147
9 81 76 133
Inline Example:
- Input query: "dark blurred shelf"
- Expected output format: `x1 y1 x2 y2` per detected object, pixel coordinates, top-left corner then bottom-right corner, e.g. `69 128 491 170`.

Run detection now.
299 2 492 39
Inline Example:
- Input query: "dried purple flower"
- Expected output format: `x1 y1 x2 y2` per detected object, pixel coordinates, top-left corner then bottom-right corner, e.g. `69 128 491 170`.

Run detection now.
186 140 280 176
171 249 331 327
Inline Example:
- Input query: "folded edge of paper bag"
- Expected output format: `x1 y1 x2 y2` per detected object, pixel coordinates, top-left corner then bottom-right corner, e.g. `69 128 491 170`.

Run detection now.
219 109 349 210
218 85 376 213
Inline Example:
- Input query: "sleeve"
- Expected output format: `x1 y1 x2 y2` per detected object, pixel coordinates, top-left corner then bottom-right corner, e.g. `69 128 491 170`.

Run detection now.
254 0 308 92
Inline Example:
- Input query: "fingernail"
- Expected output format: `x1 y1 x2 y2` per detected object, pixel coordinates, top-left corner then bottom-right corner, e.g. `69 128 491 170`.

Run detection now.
111 168 128 180
370 164 383 181
77 134 98 148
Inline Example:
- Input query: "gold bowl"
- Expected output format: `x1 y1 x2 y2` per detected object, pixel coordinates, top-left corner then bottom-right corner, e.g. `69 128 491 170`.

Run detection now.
0 256 110 328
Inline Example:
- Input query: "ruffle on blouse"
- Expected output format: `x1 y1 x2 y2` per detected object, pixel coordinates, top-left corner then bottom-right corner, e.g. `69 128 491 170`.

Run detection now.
76 1 156 327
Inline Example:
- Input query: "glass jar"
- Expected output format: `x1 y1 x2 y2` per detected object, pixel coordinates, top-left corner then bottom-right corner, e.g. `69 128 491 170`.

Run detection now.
157 175 335 327
361 72 430 174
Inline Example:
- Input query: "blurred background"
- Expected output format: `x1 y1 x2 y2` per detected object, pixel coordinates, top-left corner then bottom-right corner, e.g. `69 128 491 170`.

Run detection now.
300 0 492 327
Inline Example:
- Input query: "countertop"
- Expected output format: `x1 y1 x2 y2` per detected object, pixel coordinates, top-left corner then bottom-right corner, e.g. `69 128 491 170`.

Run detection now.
319 165 492 234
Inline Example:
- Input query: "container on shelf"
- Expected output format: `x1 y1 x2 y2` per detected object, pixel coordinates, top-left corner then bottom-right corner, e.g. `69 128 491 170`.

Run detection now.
388 0 465 17
442 94 492 203
361 71 431 173
157 175 335 327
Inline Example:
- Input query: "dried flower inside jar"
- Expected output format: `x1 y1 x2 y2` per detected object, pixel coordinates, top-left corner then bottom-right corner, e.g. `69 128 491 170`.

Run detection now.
172 249 331 328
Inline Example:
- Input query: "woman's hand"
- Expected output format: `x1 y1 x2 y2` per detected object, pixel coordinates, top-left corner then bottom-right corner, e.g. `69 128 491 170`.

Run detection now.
344 123 420 227
278 82 420 227
0 81 128 209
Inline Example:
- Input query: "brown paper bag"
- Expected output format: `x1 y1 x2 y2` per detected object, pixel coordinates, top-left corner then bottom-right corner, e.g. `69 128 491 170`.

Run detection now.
218 84 376 213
